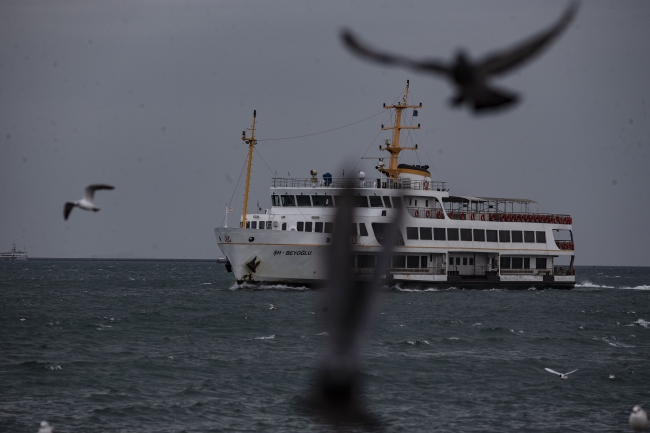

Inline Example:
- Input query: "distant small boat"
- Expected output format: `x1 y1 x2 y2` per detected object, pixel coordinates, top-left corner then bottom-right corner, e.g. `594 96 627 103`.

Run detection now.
216 257 227 263
0 244 28 261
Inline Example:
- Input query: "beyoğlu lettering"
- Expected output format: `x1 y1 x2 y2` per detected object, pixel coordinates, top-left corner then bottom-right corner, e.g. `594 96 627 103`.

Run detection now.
285 250 312 256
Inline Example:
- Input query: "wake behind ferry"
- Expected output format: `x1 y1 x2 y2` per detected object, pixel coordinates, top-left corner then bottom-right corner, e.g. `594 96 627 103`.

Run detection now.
215 82 575 289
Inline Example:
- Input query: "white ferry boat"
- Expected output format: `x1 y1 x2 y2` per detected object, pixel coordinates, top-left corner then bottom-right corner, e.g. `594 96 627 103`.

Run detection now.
0 244 28 261
215 82 575 289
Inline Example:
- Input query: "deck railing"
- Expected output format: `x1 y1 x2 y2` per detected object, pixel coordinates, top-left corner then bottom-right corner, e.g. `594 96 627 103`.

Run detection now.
405 208 572 225
271 177 447 191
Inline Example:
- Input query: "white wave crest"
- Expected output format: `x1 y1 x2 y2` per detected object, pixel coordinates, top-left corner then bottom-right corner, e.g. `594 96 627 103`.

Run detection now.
619 285 650 291
634 319 649 328
231 282 309 291
575 281 615 289
601 337 635 348
46 364 62 371
255 335 275 340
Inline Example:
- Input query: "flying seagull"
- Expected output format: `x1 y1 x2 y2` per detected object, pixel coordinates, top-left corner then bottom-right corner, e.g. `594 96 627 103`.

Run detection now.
545 367 578 379
64 184 115 220
341 2 578 112
630 405 649 432
269 304 278 310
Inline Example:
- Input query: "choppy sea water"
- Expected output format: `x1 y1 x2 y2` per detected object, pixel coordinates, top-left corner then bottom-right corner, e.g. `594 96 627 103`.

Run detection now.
1 262 649 432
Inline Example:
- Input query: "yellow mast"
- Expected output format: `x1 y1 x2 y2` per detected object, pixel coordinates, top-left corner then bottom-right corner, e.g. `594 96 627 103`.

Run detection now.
380 80 422 178
241 110 257 228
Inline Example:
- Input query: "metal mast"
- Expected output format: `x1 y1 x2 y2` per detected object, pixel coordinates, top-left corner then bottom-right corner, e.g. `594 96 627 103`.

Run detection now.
380 80 422 178
241 110 257 228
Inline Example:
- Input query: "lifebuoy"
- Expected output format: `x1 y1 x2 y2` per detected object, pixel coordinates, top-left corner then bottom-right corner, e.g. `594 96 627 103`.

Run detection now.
499 214 505 222
449 211 454 219
425 209 431 218
507 214 513 222
481 214 486 221
470 213 475 221
352 236 357 244
414 209 420 218
515 214 521 222
460 213 466 220
423 180 430 190
436 210 442 219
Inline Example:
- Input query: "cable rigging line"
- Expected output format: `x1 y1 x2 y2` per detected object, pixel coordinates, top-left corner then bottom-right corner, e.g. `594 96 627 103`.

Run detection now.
256 110 386 142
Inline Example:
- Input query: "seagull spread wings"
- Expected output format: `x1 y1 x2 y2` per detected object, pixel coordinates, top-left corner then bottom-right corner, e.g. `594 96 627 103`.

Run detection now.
341 2 578 112
63 202 75 220
85 184 115 202
545 368 578 376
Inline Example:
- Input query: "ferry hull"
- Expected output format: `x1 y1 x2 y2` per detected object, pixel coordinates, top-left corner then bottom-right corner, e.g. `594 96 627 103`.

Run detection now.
214 228 575 289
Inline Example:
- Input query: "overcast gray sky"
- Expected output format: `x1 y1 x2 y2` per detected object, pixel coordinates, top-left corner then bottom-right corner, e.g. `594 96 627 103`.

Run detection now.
1 0 648 265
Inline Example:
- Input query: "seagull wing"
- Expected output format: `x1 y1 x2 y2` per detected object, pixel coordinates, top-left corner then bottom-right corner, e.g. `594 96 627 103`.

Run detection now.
341 29 450 76
545 368 562 375
565 369 578 375
477 2 578 77
85 184 115 201
64 202 75 220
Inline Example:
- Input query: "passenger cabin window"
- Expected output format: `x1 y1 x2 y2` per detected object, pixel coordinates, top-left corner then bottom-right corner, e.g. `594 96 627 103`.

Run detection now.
266 221 272 229
296 195 311 206
407 256 420 268
281 195 295 207
536 258 547 269
486 230 498 242
433 228 446 241
512 257 523 269
355 196 369 207
259 221 265 230
305 222 312 232
420 227 433 240
315 222 323 233
524 258 530 269
512 231 523 242
406 227 419 240
500 256 511 269
447 228 459 241
461 229 472 241
282 223 287 231
536 231 546 243
324 222 333 233
391 197 403 208
357 255 376 268
456 257 461 265
524 231 535 243
473 229 485 242
251 221 257 229
297 222 304 232
245 221 250 229
311 195 333 207
359 223 368 237
272 195 281 206
369 196 383 207
463 257 468 265
392 255 406 268
469 257 474 266
499 231 510 242
382 196 392 208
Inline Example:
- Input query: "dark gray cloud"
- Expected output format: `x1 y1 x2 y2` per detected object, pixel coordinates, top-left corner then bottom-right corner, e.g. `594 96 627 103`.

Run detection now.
1 0 649 265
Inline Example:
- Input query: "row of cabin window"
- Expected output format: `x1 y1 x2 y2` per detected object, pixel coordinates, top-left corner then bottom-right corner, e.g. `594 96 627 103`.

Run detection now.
356 254 427 269
272 194 403 208
246 220 272 229
296 221 334 233
500 257 547 269
406 227 546 243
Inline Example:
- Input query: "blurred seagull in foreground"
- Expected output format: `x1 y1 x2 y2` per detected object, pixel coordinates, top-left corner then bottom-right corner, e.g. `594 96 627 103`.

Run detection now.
269 304 278 310
545 367 578 379
341 2 578 113
630 405 649 431
300 188 404 427
64 184 115 220
38 421 54 433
